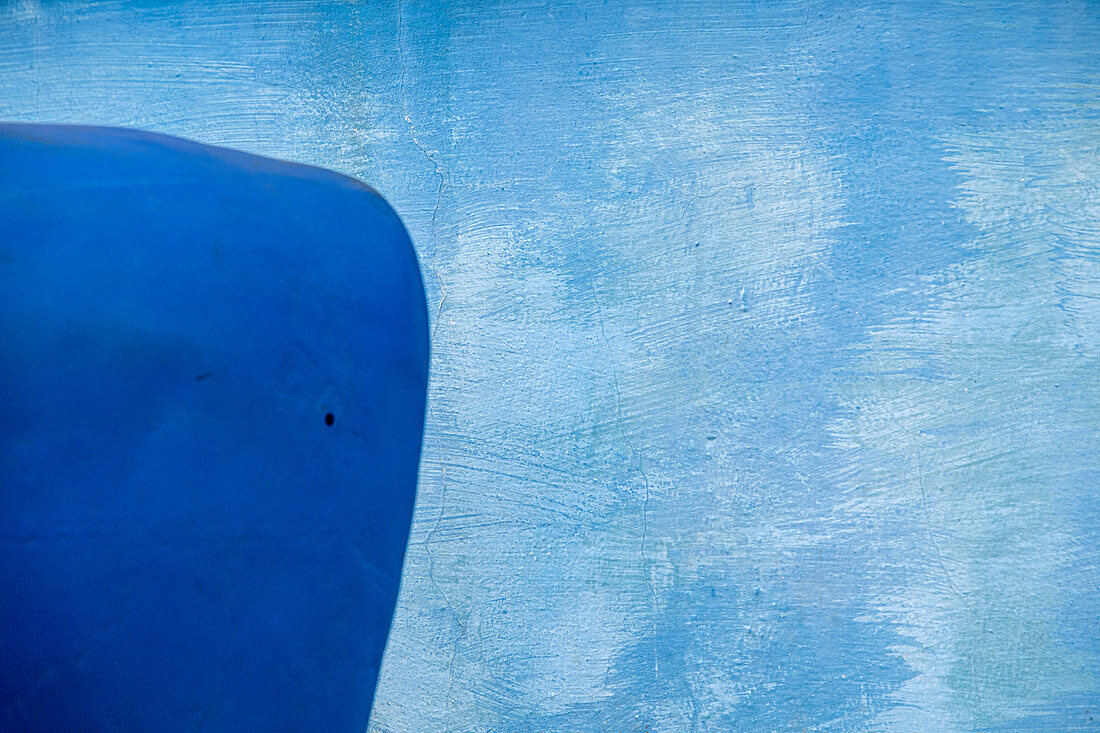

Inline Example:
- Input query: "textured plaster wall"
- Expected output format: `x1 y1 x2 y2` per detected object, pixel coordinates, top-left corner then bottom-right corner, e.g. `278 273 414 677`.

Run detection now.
1 1 1097 730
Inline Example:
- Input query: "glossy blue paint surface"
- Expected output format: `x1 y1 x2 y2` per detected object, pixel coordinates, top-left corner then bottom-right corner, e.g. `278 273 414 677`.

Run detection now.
1 2 1098 730
0 124 428 731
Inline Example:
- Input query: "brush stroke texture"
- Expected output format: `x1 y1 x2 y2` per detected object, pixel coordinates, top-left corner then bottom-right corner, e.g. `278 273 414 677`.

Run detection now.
1 1 1097 730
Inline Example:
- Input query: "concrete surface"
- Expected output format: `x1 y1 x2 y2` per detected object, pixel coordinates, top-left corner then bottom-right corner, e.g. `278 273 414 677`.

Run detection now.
1 1 1097 730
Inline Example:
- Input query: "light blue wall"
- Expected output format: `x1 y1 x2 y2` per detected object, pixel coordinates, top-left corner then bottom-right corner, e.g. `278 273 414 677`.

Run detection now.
2 1 1097 729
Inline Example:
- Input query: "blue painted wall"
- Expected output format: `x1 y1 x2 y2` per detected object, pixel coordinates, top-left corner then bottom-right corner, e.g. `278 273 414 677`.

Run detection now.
1 1 1097 729
0 124 428 730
